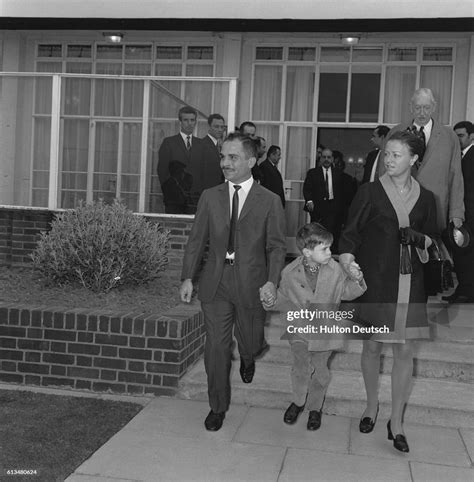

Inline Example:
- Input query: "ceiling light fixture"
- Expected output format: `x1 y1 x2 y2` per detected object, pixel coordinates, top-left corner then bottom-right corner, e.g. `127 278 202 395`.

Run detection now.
103 32 124 44
341 35 360 46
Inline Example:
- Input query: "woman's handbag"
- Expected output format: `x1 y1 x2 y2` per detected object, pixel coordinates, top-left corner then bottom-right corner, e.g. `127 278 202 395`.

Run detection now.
424 238 454 295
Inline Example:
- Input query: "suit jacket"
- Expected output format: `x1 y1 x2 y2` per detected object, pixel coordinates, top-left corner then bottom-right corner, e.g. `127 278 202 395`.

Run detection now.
303 166 347 218
259 159 286 207
201 135 224 189
362 149 380 184
462 144 474 227
157 134 205 193
181 181 287 308
384 119 464 230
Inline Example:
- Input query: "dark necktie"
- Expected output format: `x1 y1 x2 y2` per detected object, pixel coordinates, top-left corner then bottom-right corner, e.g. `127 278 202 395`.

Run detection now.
324 169 329 200
418 126 426 150
227 185 241 255
186 135 191 151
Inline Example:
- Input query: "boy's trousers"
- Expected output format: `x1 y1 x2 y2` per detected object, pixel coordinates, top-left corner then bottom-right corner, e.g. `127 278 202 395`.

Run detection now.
290 340 331 410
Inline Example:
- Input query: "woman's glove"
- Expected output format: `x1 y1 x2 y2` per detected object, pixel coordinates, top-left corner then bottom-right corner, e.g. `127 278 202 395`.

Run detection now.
399 227 426 249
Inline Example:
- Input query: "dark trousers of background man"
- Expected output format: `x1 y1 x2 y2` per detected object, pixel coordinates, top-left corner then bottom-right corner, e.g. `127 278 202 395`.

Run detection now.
309 201 344 253
201 264 267 414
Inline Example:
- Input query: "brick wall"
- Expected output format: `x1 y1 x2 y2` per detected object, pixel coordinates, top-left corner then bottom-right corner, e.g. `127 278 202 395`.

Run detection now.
0 302 205 395
0 207 194 270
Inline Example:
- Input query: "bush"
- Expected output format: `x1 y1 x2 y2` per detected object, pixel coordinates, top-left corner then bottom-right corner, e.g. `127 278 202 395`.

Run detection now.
31 200 170 292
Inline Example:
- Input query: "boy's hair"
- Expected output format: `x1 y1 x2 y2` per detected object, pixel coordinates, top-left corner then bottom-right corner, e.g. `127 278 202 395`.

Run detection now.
296 222 333 252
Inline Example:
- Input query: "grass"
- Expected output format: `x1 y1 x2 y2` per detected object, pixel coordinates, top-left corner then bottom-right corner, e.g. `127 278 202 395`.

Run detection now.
0 266 182 315
0 389 143 482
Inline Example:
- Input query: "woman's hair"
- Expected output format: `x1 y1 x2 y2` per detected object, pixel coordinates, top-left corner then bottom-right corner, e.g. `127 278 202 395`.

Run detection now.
387 130 425 159
296 222 333 252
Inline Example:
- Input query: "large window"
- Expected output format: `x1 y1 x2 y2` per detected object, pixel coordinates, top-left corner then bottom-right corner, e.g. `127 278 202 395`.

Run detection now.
32 42 222 212
251 43 455 240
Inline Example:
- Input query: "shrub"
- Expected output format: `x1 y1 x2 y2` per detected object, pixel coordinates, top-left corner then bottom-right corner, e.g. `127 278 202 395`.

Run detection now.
31 200 170 292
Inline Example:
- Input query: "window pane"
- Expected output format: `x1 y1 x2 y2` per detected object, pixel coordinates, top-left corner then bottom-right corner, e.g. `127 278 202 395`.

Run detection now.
156 46 182 60
256 47 283 60
150 71 182 119
318 72 347 122
255 125 280 154
122 123 142 175
285 66 314 121
288 47 315 61
388 47 417 61
33 118 51 172
64 63 92 115
125 44 152 60
383 66 416 123
123 64 150 117
62 119 89 172
423 47 453 62
285 126 312 181
95 64 122 116
350 72 380 122
352 48 383 62
67 45 91 58
38 44 62 58
320 47 350 62
420 66 452 124
187 46 214 60
94 122 119 201
185 65 213 114
96 45 123 60
252 65 282 121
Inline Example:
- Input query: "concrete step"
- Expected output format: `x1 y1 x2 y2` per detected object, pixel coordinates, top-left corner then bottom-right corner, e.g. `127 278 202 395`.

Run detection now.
177 359 474 429
259 325 474 382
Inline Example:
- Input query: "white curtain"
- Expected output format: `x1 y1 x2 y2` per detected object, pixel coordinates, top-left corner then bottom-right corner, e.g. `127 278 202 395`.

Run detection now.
285 66 314 122
94 63 122 117
252 65 282 121
185 64 213 115
383 66 416 123
420 66 452 124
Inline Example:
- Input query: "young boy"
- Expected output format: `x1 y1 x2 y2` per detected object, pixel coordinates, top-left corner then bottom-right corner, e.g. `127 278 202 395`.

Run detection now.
262 222 366 430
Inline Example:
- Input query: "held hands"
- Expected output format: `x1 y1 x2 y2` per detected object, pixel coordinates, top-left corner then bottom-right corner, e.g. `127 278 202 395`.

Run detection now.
347 261 364 282
451 217 463 229
399 227 426 249
260 281 276 308
306 200 314 212
180 279 193 303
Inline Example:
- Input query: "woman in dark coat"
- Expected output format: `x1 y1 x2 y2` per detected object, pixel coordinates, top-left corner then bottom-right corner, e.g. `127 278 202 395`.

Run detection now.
339 131 438 453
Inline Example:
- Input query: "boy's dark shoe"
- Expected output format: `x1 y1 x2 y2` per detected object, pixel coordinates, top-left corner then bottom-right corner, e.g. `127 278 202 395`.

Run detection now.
204 410 225 431
283 402 305 424
307 410 322 431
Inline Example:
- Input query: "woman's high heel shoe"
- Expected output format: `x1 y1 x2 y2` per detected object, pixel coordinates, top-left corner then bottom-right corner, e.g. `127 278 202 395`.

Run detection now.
359 403 379 433
387 420 409 453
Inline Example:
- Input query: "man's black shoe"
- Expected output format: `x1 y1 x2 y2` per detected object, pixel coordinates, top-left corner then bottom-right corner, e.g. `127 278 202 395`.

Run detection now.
204 410 225 431
283 402 305 424
240 358 255 383
307 410 322 431
442 293 474 304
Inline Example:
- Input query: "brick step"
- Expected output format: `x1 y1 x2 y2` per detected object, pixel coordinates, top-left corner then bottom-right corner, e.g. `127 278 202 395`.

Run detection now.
257 325 474 382
177 360 474 429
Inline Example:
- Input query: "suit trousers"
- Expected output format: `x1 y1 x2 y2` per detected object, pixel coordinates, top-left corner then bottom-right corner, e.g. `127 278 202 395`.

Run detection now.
290 340 332 411
201 264 267 413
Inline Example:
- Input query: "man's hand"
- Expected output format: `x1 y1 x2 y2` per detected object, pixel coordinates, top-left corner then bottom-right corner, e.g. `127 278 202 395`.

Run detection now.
451 217 463 229
180 279 194 303
306 200 314 212
259 281 276 306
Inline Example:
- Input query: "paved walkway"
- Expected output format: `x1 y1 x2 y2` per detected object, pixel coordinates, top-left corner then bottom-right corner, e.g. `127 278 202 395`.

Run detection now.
66 396 473 482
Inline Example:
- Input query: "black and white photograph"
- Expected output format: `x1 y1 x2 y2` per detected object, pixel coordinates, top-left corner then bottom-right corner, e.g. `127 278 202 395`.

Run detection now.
0 0 473 480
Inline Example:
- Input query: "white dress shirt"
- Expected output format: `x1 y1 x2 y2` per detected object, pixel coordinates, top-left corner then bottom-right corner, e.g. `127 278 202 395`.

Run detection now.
323 167 334 200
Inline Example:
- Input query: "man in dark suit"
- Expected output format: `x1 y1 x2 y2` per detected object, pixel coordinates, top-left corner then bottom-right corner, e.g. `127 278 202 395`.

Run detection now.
157 106 205 213
259 145 285 207
201 113 226 188
361 125 389 184
444 121 474 303
180 132 286 431
303 148 348 253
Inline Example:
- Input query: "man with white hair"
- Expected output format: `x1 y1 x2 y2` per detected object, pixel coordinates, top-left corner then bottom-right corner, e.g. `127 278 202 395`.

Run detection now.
383 88 464 231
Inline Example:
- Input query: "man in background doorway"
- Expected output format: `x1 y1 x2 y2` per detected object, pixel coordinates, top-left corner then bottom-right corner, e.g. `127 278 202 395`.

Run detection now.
259 145 286 207
362 125 390 184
